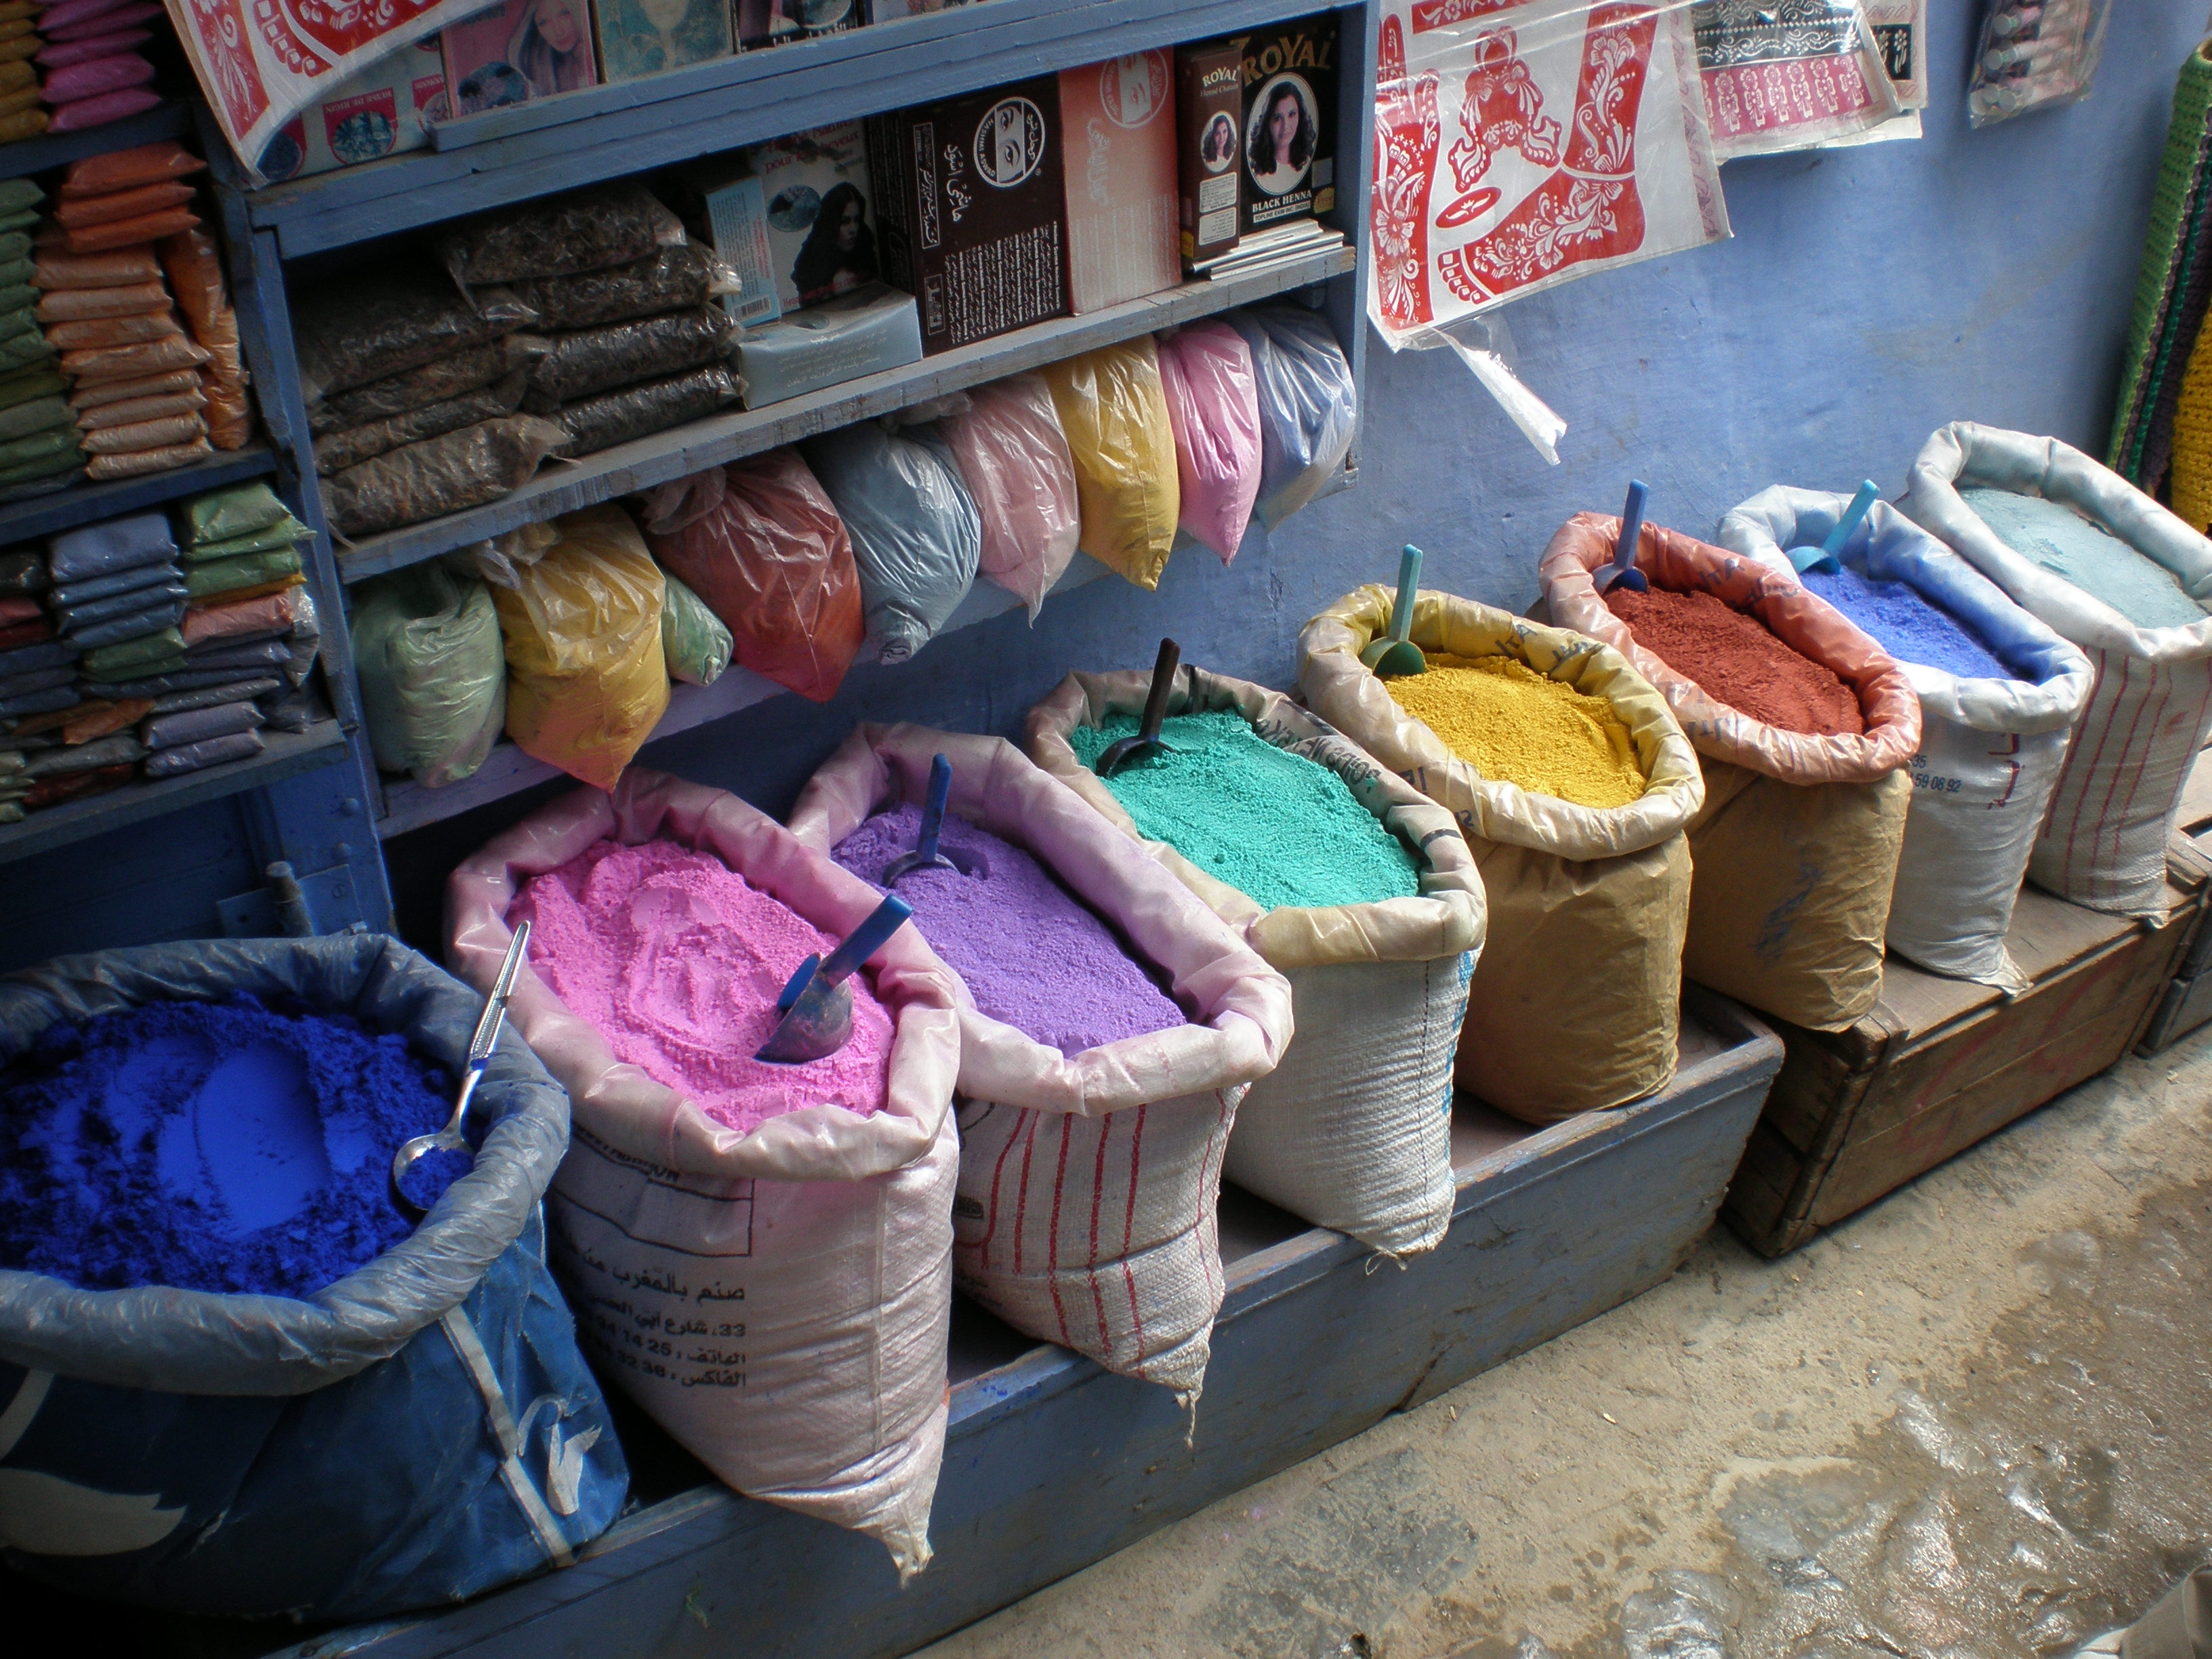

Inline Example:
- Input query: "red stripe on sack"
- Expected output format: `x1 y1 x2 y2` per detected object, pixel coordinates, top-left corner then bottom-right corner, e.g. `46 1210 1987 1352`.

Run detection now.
977 1105 1025 1271
1046 1116 1075 1346
1193 1091 1233 1303
1012 1110 1042 1277
2057 651 2123 895
1123 1104 1149 1364
1088 1115 1113 1357
2100 660 2167 895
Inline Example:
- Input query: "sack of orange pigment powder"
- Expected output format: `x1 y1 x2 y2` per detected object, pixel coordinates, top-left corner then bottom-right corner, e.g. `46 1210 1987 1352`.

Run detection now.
1542 512 1921 1031
447 769 962 1577
1300 586 1703 1124
1025 668 1485 1261
788 724 1293 1406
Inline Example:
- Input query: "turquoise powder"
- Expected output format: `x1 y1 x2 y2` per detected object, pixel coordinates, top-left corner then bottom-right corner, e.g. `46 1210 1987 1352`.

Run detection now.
1070 708 1420 911
1962 487 2208 631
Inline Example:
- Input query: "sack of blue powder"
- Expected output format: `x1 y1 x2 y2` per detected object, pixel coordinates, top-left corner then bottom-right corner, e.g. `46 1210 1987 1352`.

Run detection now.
0 934 626 1621
788 724 1295 1404
1723 483 2096 987
1903 422 2212 920
1025 665 1486 1261
1226 304 1357 531
800 419 981 665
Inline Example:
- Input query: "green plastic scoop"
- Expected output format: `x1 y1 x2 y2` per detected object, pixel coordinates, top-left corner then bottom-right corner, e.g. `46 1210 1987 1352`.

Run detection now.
1360 544 1427 678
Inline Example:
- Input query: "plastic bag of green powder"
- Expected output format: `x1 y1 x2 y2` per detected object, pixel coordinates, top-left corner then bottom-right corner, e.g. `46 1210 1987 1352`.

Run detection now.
180 480 293 545
349 560 507 787
657 567 729 686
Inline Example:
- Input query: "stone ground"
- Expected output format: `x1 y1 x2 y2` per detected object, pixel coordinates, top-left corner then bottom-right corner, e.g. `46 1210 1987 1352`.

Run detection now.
921 1027 2212 1659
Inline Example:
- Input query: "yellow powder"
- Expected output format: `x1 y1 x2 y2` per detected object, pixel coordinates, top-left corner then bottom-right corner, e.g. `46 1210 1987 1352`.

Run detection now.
1388 653 1647 809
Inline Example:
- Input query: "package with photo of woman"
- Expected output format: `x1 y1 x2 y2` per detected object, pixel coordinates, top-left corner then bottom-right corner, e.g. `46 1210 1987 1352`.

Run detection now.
441 0 599 115
758 123 879 310
1238 12 1338 236
596 0 734 81
736 0 862 50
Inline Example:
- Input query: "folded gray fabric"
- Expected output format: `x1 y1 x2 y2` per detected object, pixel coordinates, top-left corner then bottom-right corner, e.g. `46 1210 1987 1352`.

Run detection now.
21 731 141 776
148 676 285 714
0 684 79 718
0 638 77 677
51 561 185 608
54 581 191 632
142 728 265 778
0 663 75 698
66 600 190 649
179 638 295 674
83 665 291 698
47 512 178 582
143 700 265 750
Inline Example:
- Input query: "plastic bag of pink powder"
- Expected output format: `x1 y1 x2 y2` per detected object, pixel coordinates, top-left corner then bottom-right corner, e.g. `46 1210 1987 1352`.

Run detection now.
41 53 155 104
937 373 1079 619
38 30 152 70
1156 321 1263 564
47 89 163 132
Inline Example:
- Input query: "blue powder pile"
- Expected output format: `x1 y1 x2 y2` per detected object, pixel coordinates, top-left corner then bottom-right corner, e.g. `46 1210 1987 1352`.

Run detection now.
0 994 464 1299
1962 487 2208 631
1801 563 2018 682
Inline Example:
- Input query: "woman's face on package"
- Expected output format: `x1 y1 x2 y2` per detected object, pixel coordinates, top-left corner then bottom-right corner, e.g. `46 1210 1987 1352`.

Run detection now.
837 198 862 251
1269 89 1300 156
539 0 582 51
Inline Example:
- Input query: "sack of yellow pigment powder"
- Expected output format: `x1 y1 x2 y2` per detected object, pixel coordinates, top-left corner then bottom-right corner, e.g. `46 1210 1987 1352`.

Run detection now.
788 724 1294 1407
1300 587 1703 1123
1542 513 1921 1031
1027 666 1485 1258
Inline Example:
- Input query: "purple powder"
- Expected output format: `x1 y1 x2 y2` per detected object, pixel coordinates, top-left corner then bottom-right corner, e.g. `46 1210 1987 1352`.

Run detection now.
1801 563 2019 682
832 802 1187 1058
0 993 464 1298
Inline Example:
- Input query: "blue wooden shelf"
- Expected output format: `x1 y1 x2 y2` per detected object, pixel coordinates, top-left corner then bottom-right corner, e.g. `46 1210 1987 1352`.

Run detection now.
335 247 1353 585
0 102 192 184
242 0 1357 257
0 722 347 865
0 444 276 547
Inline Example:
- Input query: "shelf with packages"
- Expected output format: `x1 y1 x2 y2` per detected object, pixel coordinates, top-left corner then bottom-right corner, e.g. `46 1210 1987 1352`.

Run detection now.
239 0 1355 258
332 245 1357 586
0 720 346 867
0 102 197 186
0 443 278 548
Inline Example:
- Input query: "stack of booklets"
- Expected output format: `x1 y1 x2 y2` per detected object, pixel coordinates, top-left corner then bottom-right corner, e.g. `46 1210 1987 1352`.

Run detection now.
1188 218 1346 283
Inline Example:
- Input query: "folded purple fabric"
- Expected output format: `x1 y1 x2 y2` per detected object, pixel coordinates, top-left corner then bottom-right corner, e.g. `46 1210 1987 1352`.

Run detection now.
142 727 264 777
142 699 264 750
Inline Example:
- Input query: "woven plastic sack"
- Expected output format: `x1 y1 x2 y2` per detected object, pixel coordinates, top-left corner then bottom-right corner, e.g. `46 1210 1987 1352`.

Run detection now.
939 373 1078 619
800 421 979 665
490 504 668 792
1227 305 1355 531
657 567 729 686
1027 668 1486 1258
789 724 1294 1401
1902 422 2212 919
446 769 961 1576
1156 321 1261 564
350 560 507 787
1040 337 1179 592
1542 512 1920 1030
1300 586 1702 1122
0 935 626 1621
640 449 863 703
1722 485 2095 987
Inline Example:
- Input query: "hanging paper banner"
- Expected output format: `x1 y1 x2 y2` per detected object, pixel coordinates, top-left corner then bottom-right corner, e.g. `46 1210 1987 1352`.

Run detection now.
1692 0 1900 159
1368 0 1730 350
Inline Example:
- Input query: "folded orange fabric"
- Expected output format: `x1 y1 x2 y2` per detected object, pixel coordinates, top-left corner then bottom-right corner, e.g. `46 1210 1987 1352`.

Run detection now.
69 365 199 408
75 388 204 428
60 140 205 199
37 281 169 321
61 333 209 381
35 247 161 289
64 209 199 255
45 310 182 350
81 411 205 453
85 437 211 479
52 182 198 230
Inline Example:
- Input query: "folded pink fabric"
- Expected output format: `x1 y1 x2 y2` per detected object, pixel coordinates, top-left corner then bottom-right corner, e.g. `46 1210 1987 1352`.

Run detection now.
47 87 161 131
37 29 150 69
41 52 153 104
43 3 161 42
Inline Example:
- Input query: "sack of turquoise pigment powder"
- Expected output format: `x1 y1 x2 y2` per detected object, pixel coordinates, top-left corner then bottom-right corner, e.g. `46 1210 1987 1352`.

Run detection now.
1904 422 2212 918
447 766 963 1578
1027 669 1486 1259
1723 485 2097 988
788 724 1294 1401
0 935 626 1621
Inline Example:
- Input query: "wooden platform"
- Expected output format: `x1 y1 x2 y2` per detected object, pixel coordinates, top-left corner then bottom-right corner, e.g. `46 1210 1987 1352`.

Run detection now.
0 992 1776 1659
2137 742 2212 1054
1723 878 2201 1258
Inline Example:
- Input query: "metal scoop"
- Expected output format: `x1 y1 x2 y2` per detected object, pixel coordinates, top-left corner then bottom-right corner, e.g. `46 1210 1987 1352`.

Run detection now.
1359 544 1427 678
756 894 915 1065
1095 637 1181 778
881 754 985 886
391 918 530 1218
1593 479 1651 594
1785 479 1879 575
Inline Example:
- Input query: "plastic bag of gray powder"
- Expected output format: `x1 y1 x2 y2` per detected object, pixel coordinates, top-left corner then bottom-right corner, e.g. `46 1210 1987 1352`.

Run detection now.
294 269 538 403
524 309 737 409
314 371 531 476
558 365 740 457
1226 304 1357 531
510 245 739 331
325 416 569 539
438 184 683 289
800 419 980 664
308 335 551 436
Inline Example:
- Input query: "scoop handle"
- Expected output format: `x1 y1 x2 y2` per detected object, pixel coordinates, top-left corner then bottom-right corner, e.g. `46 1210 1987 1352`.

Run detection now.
1616 480 1650 576
815 894 914 990
914 754 951 863
1390 545 1422 646
468 918 531 1069
1138 637 1182 744
1820 480 1881 558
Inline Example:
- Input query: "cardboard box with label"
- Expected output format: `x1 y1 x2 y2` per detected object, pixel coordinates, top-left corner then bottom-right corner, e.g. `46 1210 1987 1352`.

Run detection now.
1176 39 1243 269
1236 12 1337 238
739 282 924 406
735 0 862 51
255 36 450 182
675 122 877 329
441 0 599 118
1057 51 1179 314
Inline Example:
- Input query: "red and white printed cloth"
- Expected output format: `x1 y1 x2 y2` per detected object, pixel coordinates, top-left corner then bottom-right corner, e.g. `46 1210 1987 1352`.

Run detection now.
1368 0 1729 348
1692 0 1900 160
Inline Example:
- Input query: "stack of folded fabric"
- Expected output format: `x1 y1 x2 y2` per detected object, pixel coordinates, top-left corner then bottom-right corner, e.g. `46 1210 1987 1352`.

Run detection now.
0 0 45 146
0 175 84 499
160 223 250 449
36 0 167 136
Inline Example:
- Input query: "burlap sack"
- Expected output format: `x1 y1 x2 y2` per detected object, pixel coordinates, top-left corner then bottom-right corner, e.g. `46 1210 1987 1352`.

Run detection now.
446 768 962 1577
1299 586 1702 1121
787 724 1294 1404
1542 513 1921 1030
1026 668 1485 1257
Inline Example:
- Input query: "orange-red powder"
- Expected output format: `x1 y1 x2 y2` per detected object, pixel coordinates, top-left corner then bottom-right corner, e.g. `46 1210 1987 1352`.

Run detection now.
1605 586 1864 738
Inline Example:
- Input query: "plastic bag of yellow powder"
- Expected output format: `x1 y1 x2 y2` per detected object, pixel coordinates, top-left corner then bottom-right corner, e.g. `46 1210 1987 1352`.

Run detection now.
1389 653 1647 810
491 502 669 791
1041 337 1179 592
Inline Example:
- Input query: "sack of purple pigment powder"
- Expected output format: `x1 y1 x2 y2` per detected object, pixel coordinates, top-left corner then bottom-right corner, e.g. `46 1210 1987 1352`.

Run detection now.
1026 667 1486 1261
0 935 625 1621
447 766 962 1578
789 724 1293 1404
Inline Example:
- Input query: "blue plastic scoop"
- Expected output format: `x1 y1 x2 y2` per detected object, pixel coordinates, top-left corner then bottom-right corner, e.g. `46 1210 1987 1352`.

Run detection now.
1786 479 1880 575
392 918 530 1216
1360 544 1427 677
1593 480 1650 594
757 893 914 1065
881 754 985 886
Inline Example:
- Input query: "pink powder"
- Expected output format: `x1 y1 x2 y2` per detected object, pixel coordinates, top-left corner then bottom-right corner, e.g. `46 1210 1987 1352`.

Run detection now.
511 838 893 1134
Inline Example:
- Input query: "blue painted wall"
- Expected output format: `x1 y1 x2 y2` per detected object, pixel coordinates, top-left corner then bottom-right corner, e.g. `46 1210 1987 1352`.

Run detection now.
373 4 2212 941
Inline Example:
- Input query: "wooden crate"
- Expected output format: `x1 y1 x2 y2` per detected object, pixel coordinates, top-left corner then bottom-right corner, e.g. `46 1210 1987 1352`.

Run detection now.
1724 878 2202 1258
2137 742 2212 1054
0 994 1776 1659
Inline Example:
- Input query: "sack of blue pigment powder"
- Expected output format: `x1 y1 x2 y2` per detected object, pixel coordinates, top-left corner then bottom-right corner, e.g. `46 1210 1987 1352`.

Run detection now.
0 935 626 1620
1027 668 1486 1261
790 724 1294 1406
1904 423 2212 919
1724 485 2096 988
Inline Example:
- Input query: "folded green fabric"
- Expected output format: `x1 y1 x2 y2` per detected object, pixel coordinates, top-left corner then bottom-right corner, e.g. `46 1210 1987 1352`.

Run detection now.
0 178 41 216
0 467 79 501
184 483 295 544
83 627 187 678
184 517 311 562
0 232 31 265
0 331 54 372
0 395 68 443
0 283 36 316
0 258 35 291
185 548 302 600
0 306 41 346
0 424 76 468
0 365 63 411
0 447 79 487
0 211 40 236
